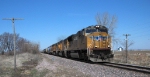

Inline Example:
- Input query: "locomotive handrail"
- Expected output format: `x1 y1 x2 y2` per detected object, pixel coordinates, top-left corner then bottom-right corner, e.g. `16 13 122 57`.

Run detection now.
87 36 94 58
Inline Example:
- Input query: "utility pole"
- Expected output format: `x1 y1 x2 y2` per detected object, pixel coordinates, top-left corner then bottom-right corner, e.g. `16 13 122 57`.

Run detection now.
3 18 23 71
123 34 130 63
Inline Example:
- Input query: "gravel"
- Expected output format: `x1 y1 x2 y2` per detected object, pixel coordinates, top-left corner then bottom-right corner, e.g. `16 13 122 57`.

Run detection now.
38 53 150 77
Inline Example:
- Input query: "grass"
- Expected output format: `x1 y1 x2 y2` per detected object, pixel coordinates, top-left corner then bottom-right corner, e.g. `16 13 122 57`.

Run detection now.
10 68 48 77
113 50 150 66
0 52 47 77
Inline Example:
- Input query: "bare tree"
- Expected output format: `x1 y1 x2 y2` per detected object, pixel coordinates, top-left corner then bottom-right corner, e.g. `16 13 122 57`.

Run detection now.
0 32 28 55
0 32 10 55
121 40 134 49
0 35 4 55
0 32 40 55
16 37 28 53
96 12 117 36
0 32 17 55
95 12 118 50
27 42 40 54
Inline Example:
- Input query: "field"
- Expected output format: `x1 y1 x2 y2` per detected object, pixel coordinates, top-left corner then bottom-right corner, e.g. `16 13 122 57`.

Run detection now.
113 50 150 66
0 52 90 77
0 53 45 77
0 51 150 77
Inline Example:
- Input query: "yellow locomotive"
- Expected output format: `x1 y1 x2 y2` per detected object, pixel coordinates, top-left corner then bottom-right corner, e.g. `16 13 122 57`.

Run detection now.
45 25 113 62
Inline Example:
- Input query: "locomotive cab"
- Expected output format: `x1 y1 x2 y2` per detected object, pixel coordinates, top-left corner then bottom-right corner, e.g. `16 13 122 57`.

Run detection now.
85 25 114 62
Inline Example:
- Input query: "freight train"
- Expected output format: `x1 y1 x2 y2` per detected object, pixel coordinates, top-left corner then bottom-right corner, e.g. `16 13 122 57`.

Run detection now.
43 25 114 62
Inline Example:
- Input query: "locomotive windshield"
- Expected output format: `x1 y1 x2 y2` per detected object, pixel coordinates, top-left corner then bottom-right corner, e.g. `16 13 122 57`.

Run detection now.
86 28 108 33
86 29 97 33
85 25 108 33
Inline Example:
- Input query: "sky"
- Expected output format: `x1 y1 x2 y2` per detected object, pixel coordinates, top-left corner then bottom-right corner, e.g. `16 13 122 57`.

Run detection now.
0 0 150 50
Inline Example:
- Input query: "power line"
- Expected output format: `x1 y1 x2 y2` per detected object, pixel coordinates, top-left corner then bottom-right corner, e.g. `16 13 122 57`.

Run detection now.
2 18 23 71
123 34 130 63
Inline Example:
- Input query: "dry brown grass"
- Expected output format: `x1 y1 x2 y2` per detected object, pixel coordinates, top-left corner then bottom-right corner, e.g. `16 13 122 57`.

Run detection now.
113 51 150 66
0 52 45 77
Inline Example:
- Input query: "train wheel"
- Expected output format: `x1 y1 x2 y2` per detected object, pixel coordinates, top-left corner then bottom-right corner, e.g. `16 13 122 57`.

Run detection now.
53 52 56 56
56 51 59 56
83 52 89 61
62 51 65 57
107 58 113 62
78 51 82 59
67 51 71 58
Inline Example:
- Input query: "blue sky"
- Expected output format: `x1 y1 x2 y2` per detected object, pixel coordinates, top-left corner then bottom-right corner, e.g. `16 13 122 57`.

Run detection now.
0 0 150 50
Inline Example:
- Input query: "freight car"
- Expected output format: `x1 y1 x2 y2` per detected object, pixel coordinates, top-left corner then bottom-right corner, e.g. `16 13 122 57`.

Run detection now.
45 25 114 62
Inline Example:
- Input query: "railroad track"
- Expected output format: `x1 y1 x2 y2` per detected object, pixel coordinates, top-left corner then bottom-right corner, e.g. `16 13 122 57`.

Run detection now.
43 53 150 74
99 62 150 74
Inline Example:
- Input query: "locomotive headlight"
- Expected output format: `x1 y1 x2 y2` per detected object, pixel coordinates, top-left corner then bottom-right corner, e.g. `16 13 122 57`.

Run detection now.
95 46 98 48
96 25 99 28
95 25 100 29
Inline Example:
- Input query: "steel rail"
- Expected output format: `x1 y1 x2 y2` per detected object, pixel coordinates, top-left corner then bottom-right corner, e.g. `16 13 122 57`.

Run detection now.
101 62 150 74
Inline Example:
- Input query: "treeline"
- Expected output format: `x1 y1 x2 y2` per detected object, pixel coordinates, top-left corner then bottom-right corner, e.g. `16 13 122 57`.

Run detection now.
0 32 40 55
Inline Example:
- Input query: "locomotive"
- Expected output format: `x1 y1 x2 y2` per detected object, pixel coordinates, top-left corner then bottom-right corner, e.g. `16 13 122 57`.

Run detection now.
43 25 114 62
